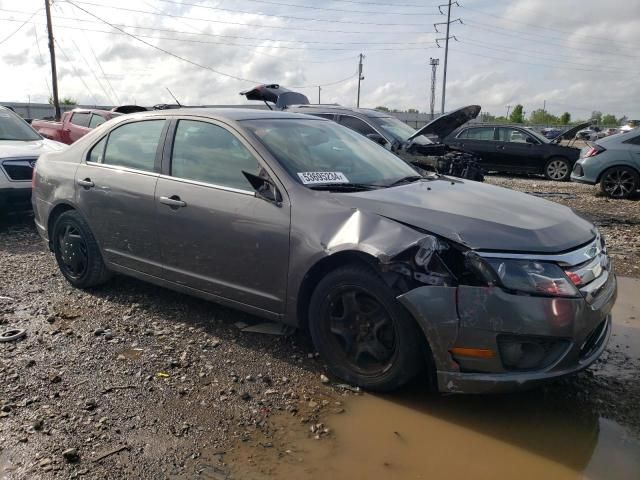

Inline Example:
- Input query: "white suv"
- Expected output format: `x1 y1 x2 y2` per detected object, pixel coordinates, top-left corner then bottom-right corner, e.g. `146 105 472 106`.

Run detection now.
0 106 65 212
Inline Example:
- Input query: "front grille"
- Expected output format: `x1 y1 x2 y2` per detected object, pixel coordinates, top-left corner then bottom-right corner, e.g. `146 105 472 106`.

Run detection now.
1 158 36 181
579 319 607 359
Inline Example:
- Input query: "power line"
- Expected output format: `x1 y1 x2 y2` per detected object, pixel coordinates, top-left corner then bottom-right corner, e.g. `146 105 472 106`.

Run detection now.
67 1 435 33
243 0 438 8
0 10 436 46
69 37 114 104
450 44 638 75
54 38 99 105
32 21 53 98
86 37 121 104
458 39 634 74
157 0 438 17
0 7 40 46
64 1 358 88
459 4 635 48
461 19 640 60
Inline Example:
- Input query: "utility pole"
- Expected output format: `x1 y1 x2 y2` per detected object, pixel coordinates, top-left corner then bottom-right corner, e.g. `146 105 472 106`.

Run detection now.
356 53 365 108
435 1 460 115
44 0 61 121
506 105 511 118
429 58 439 119
318 86 321 104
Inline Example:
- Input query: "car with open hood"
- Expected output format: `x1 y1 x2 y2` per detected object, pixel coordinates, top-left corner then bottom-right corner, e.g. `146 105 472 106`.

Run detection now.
32 108 616 394
241 84 484 181
0 105 66 212
445 122 591 181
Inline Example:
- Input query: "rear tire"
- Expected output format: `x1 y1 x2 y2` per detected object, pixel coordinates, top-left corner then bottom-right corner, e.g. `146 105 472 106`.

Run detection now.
52 210 111 288
599 167 639 199
308 264 425 392
544 157 571 181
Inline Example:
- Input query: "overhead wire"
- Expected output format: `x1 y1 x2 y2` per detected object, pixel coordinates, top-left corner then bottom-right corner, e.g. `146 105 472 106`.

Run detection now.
64 0 359 88
53 38 100 105
32 21 53 98
0 9 436 46
0 7 41 46
64 1 435 34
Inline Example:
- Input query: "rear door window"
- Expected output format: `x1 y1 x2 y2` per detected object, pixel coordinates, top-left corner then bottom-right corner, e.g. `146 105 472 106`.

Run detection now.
88 137 107 163
498 128 530 143
461 127 495 140
338 115 378 137
71 112 91 127
102 120 165 172
170 120 261 191
89 114 106 128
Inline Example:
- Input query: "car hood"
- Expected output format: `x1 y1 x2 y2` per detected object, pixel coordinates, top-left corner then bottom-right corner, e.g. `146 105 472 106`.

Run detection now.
407 105 481 142
334 178 595 253
554 122 591 143
0 138 66 159
240 84 310 109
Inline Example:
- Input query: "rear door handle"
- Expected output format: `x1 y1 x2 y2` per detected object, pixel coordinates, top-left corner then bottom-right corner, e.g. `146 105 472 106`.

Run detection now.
77 178 94 188
160 195 187 208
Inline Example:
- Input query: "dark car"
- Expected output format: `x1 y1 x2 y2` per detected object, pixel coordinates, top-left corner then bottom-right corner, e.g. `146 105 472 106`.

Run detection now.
33 108 615 394
541 127 562 140
445 123 590 181
241 84 484 181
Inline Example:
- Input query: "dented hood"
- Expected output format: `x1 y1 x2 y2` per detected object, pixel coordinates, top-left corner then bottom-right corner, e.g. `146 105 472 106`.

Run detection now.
334 179 595 253
408 105 481 142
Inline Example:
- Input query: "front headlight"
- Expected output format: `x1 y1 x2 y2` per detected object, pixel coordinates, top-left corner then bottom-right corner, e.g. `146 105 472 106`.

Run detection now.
486 259 579 297
465 253 579 297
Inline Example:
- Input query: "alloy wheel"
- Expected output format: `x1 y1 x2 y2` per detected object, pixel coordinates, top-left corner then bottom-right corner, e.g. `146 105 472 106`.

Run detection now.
323 287 397 375
57 223 88 279
602 168 636 198
546 160 569 180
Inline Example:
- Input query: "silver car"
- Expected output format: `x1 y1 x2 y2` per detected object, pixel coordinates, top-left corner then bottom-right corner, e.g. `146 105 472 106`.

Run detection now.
32 109 616 393
571 128 640 198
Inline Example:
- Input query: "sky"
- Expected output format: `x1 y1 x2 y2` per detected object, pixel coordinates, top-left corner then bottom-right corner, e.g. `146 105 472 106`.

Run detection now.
0 0 639 120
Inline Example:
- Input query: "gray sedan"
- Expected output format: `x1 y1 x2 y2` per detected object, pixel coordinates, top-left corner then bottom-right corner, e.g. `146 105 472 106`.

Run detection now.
32 109 616 393
571 128 640 198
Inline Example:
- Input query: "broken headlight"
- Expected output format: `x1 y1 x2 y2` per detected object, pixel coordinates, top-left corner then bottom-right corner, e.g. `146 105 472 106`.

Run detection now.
466 254 579 297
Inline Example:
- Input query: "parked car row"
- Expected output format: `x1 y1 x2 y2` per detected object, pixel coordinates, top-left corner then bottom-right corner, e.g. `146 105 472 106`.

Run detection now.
32 107 617 394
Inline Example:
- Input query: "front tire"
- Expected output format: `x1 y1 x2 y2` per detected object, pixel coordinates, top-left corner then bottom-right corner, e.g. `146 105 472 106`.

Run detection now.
544 157 571 181
308 264 425 392
52 210 111 288
599 167 639 199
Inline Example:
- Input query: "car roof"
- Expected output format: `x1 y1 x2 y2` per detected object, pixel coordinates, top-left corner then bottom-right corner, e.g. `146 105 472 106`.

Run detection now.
288 105 392 118
123 107 328 122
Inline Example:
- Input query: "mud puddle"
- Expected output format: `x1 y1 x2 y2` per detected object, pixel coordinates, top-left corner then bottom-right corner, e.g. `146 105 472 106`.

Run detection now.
229 278 640 480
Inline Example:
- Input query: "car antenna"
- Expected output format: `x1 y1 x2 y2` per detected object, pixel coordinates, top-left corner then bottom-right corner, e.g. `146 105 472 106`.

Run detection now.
166 87 182 107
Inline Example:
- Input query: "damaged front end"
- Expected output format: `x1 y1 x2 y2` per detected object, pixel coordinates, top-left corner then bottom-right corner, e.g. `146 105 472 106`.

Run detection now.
385 232 616 394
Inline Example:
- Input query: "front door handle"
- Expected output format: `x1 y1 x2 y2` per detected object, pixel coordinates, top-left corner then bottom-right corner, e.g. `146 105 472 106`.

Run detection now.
77 178 94 188
496 145 505 150
160 195 187 208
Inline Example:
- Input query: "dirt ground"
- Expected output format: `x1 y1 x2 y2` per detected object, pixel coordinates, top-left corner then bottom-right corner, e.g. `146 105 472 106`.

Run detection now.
0 175 639 479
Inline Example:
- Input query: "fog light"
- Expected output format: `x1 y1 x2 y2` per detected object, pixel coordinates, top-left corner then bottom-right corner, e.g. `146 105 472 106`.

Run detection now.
498 336 569 371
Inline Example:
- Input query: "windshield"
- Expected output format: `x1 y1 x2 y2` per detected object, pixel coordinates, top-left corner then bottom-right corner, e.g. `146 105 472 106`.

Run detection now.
372 116 431 146
0 109 42 141
242 118 420 187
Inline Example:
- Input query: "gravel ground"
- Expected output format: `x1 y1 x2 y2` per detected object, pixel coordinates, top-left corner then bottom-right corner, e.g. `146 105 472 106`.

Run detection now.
0 176 638 479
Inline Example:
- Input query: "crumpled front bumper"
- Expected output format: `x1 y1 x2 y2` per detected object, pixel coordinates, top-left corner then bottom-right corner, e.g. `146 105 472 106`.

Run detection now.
397 272 617 394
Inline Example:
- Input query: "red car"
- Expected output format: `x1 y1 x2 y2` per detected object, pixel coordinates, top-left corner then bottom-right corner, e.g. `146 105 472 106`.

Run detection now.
32 106 146 145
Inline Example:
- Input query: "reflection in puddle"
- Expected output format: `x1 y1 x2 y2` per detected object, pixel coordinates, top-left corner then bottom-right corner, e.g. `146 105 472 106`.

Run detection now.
230 278 640 480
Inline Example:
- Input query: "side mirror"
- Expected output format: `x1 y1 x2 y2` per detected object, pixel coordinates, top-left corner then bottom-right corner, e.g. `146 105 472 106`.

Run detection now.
525 136 536 144
242 171 283 207
366 133 387 146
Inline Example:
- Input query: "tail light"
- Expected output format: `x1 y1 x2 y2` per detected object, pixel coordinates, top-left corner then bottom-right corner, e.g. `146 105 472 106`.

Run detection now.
583 144 605 158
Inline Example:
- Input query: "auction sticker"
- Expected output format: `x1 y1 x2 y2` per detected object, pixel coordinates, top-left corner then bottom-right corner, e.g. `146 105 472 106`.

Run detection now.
297 171 349 184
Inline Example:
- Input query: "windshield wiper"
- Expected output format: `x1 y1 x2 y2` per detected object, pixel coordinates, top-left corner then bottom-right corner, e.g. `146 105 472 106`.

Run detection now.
387 175 423 187
308 182 381 191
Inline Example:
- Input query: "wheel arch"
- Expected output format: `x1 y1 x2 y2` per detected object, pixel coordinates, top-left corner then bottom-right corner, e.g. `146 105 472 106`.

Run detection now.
596 163 640 184
46 202 77 246
296 250 380 331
